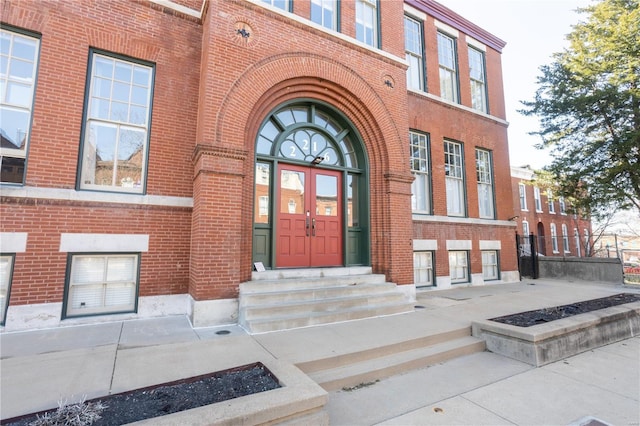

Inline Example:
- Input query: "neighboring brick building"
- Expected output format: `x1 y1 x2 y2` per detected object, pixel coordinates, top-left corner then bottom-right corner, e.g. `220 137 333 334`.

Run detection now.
1 0 518 331
511 166 592 258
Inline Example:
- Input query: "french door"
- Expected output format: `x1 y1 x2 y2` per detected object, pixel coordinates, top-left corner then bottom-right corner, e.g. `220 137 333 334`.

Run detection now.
276 164 342 267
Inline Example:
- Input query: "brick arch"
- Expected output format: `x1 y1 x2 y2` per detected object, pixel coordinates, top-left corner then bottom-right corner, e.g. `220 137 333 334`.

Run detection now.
216 52 405 175
214 53 412 281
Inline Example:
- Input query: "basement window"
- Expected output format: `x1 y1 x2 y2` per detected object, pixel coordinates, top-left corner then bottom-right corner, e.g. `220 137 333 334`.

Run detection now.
64 253 139 318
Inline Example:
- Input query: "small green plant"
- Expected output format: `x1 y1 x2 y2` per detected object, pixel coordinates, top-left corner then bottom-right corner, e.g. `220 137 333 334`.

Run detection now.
29 396 107 426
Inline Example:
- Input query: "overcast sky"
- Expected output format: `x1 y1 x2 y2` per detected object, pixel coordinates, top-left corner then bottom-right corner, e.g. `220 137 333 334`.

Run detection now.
435 0 590 169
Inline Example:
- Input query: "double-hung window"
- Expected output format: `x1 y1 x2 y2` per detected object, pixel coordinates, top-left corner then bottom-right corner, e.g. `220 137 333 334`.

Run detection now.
482 250 499 280
79 51 154 193
437 32 458 103
559 197 566 214
534 187 542 212
404 15 424 91
356 0 378 48
414 251 434 287
444 140 465 216
519 183 527 211
311 0 337 31
468 47 487 113
547 190 555 213
475 148 494 219
410 131 431 213
262 0 290 11
550 223 559 253
449 251 469 284
1 28 40 184
562 224 570 253
64 253 139 318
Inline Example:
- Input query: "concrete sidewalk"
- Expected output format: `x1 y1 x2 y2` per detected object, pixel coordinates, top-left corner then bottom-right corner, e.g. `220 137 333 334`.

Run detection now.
1 279 639 425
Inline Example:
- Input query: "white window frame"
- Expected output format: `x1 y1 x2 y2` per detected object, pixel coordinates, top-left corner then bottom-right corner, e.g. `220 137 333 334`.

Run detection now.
521 221 531 256
356 0 378 48
519 183 527 211
405 15 424 91
559 197 566 214
444 140 465 216
1 28 40 185
584 229 590 256
0 254 15 326
311 0 337 30
78 50 154 194
574 228 581 257
562 224 570 253
468 46 487 112
262 0 290 11
475 148 494 219
522 220 530 237
550 223 559 253
437 32 458 103
534 187 542 212
482 250 499 281
413 251 434 287
64 253 139 318
449 251 469 284
547 190 555 213
410 131 431 214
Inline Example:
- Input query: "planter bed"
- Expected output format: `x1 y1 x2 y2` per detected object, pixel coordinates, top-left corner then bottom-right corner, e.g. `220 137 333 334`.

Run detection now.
472 295 640 366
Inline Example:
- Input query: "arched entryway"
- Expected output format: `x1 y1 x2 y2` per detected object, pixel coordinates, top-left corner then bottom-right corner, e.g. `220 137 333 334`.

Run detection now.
252 101 369 269
537 222 547 256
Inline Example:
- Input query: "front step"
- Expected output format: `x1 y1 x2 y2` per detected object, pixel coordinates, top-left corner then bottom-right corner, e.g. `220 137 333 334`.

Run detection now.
239 267 414 334
297 328 486 391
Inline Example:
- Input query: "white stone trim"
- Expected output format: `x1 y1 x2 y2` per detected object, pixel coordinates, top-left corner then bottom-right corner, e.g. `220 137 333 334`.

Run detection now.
190 297 239 328
471 273 484 286
434 19 459 37
466 35 486 52
479 240 502 250
446 240 472 250
149 0 202 18
412 214 516 228
397 283 416 303
510 166 535 180
60 234 149 252
404 4 427 20
245 0 407 67
413 239 438 251
1 185 193 208
435 275 452 289
0 232 28 253
407 89 509 126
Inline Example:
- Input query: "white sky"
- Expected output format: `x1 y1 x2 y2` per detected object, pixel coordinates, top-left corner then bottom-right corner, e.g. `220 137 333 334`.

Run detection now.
435 0 591 169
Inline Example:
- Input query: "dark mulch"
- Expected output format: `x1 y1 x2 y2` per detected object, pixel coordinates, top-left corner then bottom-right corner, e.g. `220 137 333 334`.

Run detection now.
4 362 281 426
490 293 640 327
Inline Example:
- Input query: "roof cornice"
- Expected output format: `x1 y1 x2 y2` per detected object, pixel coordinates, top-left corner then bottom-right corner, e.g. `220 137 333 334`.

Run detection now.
405 0 506 53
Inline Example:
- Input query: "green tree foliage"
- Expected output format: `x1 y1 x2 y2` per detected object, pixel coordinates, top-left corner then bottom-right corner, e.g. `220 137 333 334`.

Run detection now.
520 0 640 218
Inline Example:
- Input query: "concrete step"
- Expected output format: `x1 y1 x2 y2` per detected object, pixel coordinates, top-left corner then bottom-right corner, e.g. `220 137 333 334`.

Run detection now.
251 266 373 281
296 327 473 374
240 282 398 306
243 303 414 334
240 274 387 294
307 336 486 391
242 292 408 320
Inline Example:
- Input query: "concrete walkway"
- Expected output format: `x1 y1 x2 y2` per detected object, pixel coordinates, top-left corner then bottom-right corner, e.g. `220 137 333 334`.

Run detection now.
1 279 639 425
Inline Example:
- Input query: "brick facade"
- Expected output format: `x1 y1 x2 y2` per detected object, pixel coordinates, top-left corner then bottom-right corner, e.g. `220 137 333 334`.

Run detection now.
1 0 519 330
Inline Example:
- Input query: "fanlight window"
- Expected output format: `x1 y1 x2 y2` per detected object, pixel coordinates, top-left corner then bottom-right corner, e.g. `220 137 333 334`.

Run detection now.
257 104 358 168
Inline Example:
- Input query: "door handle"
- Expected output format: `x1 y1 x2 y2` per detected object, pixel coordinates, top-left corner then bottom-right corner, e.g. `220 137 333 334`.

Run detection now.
312 218 316 236
306 211 310 237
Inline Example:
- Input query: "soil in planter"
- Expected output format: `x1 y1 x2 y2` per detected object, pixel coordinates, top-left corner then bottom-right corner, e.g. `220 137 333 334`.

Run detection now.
490 293 640 327
4 362 281 426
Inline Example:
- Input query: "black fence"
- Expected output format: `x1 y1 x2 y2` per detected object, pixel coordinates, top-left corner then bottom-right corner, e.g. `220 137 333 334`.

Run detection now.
516 233 539 279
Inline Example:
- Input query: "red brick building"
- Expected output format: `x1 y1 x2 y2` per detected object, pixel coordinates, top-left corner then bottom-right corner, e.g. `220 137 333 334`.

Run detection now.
511 166 592 258
1 0 518 331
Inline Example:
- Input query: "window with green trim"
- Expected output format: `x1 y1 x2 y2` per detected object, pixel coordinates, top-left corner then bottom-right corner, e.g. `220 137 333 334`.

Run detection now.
64 253 139 318
1 28 40 184
78 50 154 193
